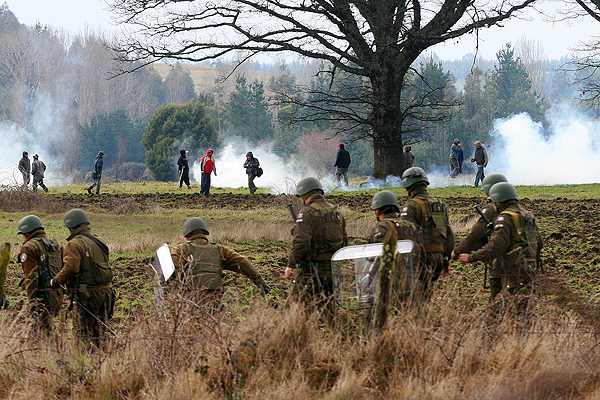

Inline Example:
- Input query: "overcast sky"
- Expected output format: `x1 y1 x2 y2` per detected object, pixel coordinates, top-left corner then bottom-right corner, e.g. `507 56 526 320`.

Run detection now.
4 0 598 61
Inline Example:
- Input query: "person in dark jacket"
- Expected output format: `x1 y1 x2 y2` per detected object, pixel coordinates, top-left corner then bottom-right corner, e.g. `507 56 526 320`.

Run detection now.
404 146 415 169
334 143 351 187
177 149 191 189
243 151 260 194
18 151 31 187
449 139 460 178
471 141 489 187
457 143 464 174
86 151 104 195
31 154 48 192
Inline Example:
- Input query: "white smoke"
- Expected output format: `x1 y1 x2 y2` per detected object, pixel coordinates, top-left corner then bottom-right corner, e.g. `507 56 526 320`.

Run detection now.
190 141 315 194
489 108 600 185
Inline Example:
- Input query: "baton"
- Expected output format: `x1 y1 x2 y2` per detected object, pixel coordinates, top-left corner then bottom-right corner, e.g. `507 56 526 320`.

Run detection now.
474 205 494 230
59 285 117 337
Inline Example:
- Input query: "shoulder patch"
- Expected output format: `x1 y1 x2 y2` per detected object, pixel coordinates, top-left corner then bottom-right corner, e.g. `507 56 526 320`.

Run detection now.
20 253 27 262
497 216 505 221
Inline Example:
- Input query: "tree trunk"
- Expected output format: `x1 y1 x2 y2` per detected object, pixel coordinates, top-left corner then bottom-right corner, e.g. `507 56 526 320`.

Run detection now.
373 135 404 179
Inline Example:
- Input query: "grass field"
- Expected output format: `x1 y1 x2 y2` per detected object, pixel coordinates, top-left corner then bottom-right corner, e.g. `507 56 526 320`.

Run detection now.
0 182 599 399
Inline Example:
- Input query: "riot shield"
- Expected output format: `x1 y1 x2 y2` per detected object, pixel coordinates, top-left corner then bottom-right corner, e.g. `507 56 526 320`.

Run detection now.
331 240 414 309
153 243 175 286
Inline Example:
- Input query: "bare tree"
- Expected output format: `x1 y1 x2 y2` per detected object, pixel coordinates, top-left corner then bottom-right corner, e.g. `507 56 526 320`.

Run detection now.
110 0 537 177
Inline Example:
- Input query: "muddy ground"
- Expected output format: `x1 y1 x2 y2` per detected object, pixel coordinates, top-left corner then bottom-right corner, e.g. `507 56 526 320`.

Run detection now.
4 191 600 329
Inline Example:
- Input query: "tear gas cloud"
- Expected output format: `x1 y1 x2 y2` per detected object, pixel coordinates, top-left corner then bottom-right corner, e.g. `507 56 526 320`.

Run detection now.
190 141 315 194
488 109 600 185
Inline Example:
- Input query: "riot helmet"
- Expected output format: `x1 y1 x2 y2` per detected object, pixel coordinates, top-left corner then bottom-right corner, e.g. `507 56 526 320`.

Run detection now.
18 215 44 235
482 174 508 195
401 167 429 189
63 208 90 228
296 177 323 196
371 190 400 211
183 217 210 237
488 182 518 203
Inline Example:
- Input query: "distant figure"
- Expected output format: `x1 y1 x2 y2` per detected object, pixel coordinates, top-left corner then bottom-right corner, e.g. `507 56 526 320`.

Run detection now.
87 151 104 195
18 151 31 187
404 145 415 169
243 151 260 194
31 154 48 192
457 143 464 174
200 149 217 195
471 141 489 188
177 149 191 189
449 139 460 178
334 143 351 187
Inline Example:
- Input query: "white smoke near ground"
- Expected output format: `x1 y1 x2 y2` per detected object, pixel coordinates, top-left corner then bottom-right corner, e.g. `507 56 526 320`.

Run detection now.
190 140 325 194
489 107 600 185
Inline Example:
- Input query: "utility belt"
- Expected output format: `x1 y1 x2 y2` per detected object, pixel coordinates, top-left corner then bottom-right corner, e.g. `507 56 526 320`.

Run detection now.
311 252 334 262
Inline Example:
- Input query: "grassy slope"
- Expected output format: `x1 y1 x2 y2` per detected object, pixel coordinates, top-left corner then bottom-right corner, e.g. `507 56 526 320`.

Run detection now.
1 182 600 399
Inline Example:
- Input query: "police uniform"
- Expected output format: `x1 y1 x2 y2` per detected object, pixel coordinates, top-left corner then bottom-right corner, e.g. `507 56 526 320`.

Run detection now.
54 224 114 345
466 200 543 311
19 229 63 333
400 186 454 292
287 193 348 309
170 232 262 292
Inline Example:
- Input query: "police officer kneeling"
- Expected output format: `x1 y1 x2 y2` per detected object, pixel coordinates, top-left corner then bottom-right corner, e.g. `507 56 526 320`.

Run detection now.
457 183 543 317
51 209 114 346
170 218 270 310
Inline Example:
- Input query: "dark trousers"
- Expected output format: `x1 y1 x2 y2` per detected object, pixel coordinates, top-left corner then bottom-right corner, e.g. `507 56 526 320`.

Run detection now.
200 172 211 195
33 178 48 192
248 173 257 194
179 168 190 188
76 288 114 347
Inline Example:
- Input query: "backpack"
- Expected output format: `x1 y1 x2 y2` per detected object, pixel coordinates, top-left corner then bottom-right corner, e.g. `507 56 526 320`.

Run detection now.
410 197 449 253
255 166 263 177
501 209 543 272
77 234 112 287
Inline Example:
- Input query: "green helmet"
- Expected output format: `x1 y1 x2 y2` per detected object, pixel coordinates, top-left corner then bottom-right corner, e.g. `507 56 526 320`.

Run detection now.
18 215 44 235
296 177 323 196
371 190 400 211
488 182 518 203
63 208 90 228
482 174 508 195
401 167 429 189
183 217 209 237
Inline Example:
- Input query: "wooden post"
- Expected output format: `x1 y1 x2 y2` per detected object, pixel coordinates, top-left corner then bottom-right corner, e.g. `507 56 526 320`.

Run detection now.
370 230 397 334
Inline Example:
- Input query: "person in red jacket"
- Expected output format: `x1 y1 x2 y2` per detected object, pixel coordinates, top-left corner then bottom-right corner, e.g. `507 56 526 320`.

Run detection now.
200 149 217 195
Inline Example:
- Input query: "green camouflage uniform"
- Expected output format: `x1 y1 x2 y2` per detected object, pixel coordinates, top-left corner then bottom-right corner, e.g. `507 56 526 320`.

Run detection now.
400 186 454 294
287 194 348 311
54 225 114 346
19 230 63 334
454 202 502 299
467 200 543 314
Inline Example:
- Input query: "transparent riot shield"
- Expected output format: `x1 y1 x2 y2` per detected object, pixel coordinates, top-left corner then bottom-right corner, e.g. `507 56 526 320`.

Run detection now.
331 240 414 309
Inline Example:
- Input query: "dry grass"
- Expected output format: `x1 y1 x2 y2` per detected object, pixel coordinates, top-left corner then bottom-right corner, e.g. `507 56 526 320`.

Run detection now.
1 292 600 400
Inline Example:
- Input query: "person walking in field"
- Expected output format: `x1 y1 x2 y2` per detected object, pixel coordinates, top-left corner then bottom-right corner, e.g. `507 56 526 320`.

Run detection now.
31 154 48 192
285 177 348 316
17 215 63 334
51 209 114 347
177 149 191 189
404 145 415 169
457 142 464 174
452 174 508 300
457 183 543 317
334 143 351 187
86 151 104 195
243 151 260 194
18 151 31 188
200 149 217 195
170 217 270 310
400 167 454 299
471 141 489 187
449 139 460 178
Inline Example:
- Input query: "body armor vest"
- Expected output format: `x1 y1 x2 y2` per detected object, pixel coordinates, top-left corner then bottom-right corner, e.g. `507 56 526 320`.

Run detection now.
181 242 222 291
410 197 448 253
308 202 345 259
26 237 62 293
